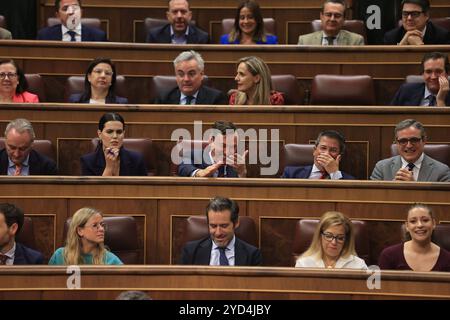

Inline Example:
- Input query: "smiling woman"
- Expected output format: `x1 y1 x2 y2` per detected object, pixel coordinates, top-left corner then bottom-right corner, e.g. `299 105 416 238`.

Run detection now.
378 204 450 271
0 59 39 103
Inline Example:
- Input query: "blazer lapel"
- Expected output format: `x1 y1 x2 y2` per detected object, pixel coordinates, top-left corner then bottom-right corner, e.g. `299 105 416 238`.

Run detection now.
418 154 433 181
13 243 26 265
197 239 212 265
234 239 246 266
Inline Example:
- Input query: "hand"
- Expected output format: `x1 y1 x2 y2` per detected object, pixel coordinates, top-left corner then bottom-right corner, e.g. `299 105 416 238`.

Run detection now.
317 153 341 174
194 162 223 177
103 147 120 176
436 75 449 106
226 150 249 178
399 30 423 45
394 168 414 181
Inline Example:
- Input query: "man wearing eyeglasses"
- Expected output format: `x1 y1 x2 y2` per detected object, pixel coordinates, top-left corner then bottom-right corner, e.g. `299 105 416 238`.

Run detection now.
0 119 57 176
384 0 450 45
298 0 364 45
391 52 450 107
370 119 450 182
37 0 106 42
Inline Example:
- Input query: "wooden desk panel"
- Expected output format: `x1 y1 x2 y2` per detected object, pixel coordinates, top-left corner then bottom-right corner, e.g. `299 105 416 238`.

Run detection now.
0 177 449 266
1 266 450 299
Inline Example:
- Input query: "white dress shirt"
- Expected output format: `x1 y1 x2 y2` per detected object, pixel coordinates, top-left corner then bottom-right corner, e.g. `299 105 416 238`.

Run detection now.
62 23 82 42
295 252 367 269
209 236 236 266
400 152 424 181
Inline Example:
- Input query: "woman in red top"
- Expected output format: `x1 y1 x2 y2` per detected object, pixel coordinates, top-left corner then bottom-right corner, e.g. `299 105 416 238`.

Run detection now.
0 59 39 103
229 56 284 105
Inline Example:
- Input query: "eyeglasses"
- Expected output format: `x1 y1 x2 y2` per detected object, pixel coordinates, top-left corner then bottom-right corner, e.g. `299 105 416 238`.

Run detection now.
85 222 107 231
0 72 18 80
92 69 113 77
322 12 343 19
321 232 346 243
402 11 423 18
396 137 422 145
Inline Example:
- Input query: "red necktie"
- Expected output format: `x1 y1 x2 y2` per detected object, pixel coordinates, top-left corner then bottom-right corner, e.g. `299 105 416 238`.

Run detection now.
14 164 22 176
320 170 328 179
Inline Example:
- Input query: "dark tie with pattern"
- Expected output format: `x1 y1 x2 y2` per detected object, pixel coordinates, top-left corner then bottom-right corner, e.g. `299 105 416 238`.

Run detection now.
320 170 329 179
67 30 77 42
218 247 229 266
0 254 9 265
325 36 335 45
185 95 194 105
407 162 415 171
428 95 436 106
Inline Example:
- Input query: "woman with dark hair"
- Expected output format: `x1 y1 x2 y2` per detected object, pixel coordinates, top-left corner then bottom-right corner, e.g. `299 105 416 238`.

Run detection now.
378 204 450 271
69 57 128 104
0 59 39 103
80 112 147 176
220 0 278 45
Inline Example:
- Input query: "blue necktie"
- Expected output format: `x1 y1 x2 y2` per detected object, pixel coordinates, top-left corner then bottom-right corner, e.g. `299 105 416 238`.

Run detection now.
185 95 194 105
428 95 436 106
67 30 77 42
218 247 229 266
407 163 415 171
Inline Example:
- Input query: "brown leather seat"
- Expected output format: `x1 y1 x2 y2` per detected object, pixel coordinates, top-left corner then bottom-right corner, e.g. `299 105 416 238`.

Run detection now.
271 75 302 105
15 216 37 250
221 18 275 36
0 138 55 161
90 138 157 175
25 74 46 102
291 219 370 266
183 215 258 248
64 216 141 264
171 139 209 176
281 144 314 174
0 15 6 28
390 144 450 167
64 75 127 102
149 75 210 103
311 19 367 44
310 74 376 105
47 17 101 29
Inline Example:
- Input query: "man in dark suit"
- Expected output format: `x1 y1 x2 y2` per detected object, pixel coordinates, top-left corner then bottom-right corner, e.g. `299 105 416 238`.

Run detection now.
180 197 261 266
391 52 450 107
0 119 57 176
146 0 209 44
154 50 227 105
384 0 449 45
0 203 44 265
36 0 106 42
282 130 354 179
371 119 449 182
177 120 248 178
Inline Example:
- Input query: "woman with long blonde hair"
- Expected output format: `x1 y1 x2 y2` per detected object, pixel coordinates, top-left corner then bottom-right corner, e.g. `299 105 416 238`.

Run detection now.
295 211 367 269
49 207 122 265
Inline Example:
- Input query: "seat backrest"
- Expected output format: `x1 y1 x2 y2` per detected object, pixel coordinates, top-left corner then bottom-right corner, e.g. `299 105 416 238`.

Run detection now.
144 18 197 35
171 139 209 176
15 216 37 250
0 138 55 161
64 75 127 102
390 144 450 167
282 143 314 168
310 74 376 105
64 216 141 264
221 18 275 36
90 138 157 175
0 15 6 28
291 219 370 266
47 17 101 29
310 19 367 44
25 74 46 102
183 215 258 248
271 74 302 105
430 17 450 31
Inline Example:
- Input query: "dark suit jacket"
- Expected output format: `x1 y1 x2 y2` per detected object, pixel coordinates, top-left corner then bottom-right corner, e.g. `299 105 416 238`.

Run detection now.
80 147 148 176
281 165 355 179
14 242 45 265
390 82 450 106
146 23 209 44
0 149 57 175
36 24 107 41
154 85 228 105
180 236 262 266
384 21 450 45
68 93 128 104
178 149 239 177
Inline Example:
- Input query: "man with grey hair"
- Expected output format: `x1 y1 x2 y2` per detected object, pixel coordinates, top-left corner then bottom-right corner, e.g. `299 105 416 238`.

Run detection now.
154 50 227 105
370 119 449 181
0 118 57 175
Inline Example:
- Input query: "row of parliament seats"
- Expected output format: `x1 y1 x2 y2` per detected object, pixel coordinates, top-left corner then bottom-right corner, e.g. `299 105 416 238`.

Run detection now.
1 137 449 177
25 72 436 105
15 214 450 265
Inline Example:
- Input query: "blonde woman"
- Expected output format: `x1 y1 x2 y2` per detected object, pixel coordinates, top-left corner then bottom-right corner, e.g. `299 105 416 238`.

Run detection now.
295 211 367 269
49 207 122 265
230 56 284 105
